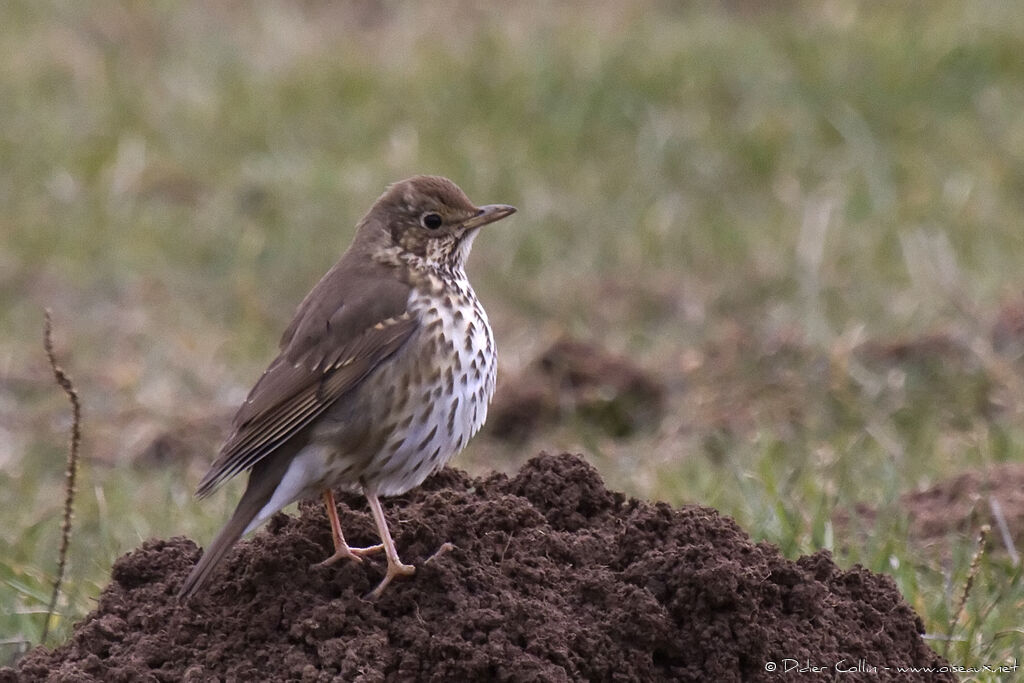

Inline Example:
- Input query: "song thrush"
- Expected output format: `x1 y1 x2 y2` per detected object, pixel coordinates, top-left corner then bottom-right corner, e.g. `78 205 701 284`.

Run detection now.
179 176 515 600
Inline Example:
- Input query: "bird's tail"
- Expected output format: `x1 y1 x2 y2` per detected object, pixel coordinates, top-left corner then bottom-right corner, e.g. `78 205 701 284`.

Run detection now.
178 445 296 600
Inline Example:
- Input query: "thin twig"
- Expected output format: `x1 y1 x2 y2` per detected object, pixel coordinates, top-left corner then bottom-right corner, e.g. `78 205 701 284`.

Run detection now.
944 524 989 657
41 310 81 644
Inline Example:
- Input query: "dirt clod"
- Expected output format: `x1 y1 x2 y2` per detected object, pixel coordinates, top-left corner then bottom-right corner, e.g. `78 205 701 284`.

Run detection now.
5 453 950 681
488 339 665 440
902 463 1024 555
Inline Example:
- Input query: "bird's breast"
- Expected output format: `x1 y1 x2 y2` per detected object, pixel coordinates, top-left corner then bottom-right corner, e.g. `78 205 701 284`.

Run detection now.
405 277 497 443
326 277 496 496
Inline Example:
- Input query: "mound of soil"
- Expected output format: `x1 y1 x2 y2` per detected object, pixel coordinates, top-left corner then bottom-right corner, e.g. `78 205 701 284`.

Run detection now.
5 454 950 681
488 339 665 440
901 463 1024 552
848 462 1024 559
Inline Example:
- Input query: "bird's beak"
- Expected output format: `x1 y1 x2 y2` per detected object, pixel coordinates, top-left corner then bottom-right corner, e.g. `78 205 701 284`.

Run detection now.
462 204 517 230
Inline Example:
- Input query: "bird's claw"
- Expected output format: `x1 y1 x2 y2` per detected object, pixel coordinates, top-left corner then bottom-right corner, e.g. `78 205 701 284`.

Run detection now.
364 561 416 600
316 543 385 567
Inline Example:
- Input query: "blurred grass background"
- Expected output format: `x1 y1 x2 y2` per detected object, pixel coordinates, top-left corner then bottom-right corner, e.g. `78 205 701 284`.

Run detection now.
2 0 1024 672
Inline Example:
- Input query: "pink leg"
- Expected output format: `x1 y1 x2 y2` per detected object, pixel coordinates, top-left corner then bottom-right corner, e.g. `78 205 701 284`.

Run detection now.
316 489 383 566
364 490 415 599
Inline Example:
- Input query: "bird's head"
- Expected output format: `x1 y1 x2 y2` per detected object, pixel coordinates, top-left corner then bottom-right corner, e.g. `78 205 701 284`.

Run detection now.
359 175 516 273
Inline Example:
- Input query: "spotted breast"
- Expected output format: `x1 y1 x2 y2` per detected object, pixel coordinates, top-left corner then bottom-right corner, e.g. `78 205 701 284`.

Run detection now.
294 268 496 498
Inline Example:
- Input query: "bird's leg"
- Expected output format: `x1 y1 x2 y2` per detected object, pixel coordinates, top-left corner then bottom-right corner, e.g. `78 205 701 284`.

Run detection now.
364 490 415 600
316 489 383 566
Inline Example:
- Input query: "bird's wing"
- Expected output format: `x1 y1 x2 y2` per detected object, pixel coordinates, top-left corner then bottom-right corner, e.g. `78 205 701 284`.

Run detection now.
194 264 416 498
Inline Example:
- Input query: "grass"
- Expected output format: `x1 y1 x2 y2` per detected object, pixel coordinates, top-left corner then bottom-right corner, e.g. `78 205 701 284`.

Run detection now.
2 0 1023 676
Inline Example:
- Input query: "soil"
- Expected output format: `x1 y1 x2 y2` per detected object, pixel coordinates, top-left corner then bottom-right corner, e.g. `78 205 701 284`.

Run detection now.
4 453 951 682
844 462 1024 559
901 463 1024 551
488 339 665 441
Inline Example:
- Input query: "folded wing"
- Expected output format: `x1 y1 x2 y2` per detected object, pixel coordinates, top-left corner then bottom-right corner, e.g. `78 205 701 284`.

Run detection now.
195 266 416 498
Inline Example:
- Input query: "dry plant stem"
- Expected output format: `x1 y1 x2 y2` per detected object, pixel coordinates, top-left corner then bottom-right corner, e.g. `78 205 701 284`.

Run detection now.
41 309 82 644
944 524 990 658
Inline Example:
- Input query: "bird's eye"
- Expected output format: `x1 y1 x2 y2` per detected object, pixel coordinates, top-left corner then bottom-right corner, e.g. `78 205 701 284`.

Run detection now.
421 212 443 230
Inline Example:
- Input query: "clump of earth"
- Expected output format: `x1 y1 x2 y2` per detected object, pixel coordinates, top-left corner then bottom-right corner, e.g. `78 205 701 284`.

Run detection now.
4 453 951 681
487 339 666 441
841 462 1024 561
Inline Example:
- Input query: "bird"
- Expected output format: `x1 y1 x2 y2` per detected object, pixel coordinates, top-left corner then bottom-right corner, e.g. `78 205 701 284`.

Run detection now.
178 175 515 600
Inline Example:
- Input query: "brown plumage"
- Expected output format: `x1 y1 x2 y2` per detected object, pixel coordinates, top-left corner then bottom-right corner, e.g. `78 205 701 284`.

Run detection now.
180 176 515 600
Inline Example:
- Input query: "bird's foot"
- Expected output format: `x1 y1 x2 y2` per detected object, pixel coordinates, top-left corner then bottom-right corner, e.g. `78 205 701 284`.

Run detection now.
424 542 455 565
365 560 416 600
316 543 385 567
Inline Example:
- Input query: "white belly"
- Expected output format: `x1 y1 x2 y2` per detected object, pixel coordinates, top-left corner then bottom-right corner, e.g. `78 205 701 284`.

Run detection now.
365 280 497 495
247 276 497 530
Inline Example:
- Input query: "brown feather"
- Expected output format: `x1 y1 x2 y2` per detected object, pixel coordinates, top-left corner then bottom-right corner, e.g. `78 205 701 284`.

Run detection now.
195 253 417 499
179 442 298 599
